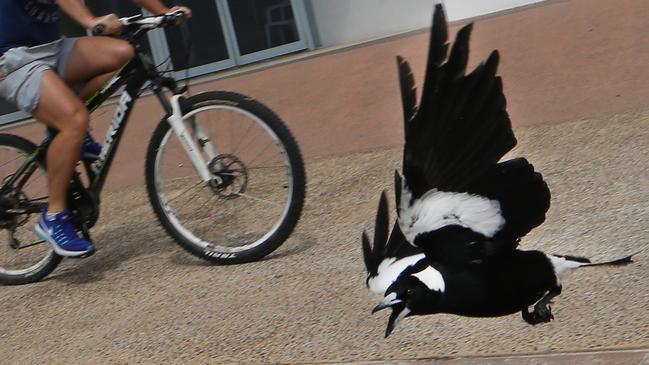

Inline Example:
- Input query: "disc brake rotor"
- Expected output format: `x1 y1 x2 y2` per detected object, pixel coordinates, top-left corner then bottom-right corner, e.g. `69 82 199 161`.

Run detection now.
207 154 248 200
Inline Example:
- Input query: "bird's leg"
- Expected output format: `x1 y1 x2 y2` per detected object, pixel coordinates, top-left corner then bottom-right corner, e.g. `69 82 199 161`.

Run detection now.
521 285 562 325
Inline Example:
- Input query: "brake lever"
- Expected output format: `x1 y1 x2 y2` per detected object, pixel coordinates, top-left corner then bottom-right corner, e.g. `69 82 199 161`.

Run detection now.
164 11 186 26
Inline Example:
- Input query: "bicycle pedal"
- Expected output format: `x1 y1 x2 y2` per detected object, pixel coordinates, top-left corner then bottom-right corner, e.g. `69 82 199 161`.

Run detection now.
76 219 92 240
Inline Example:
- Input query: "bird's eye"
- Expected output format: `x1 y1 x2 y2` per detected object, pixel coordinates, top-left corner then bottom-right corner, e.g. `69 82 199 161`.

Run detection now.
407 289 414 295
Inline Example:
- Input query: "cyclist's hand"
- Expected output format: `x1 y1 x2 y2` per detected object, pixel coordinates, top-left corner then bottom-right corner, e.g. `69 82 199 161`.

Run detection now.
168 6 192 19
91 14 122 35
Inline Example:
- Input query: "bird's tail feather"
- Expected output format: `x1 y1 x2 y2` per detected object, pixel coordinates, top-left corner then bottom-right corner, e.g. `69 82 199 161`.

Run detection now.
579 253 637 268
553 252 638 268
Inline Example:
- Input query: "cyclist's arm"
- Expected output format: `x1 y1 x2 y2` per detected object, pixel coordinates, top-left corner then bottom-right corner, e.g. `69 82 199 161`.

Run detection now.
132 0 168 15
56 0 122 33
132 1 192 17
55 0 98 29
56 0 191 34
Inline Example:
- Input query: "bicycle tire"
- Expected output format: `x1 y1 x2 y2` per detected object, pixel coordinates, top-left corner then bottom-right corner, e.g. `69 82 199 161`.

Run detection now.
145 92 306 264
0 133 62 285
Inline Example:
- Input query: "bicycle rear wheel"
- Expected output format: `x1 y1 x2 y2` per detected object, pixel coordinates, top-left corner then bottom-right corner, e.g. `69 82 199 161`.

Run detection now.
0 134 61 285
145 92 305 264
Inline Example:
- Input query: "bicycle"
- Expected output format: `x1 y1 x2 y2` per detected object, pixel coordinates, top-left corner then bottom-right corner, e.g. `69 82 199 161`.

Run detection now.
0 12 306 285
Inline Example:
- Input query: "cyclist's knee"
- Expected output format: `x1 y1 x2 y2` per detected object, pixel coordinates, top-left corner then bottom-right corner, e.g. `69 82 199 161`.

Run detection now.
60 107 89 136
112 41 134 67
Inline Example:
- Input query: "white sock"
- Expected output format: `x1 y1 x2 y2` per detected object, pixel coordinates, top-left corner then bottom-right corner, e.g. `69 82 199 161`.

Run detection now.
46 211 62 220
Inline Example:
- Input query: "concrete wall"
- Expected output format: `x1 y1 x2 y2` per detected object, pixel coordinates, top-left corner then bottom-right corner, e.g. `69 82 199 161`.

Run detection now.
305 0 546 47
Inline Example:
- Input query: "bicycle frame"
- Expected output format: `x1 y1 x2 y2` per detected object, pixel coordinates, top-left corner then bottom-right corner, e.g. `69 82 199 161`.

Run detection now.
85 53 151 192
0 38 212 209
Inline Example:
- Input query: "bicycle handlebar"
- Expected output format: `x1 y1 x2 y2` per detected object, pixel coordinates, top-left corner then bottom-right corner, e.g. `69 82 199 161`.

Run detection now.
91 11 185 36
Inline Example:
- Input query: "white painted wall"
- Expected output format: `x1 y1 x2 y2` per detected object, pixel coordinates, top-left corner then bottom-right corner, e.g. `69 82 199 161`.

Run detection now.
305 0 436 47
441 0 545 21
305 0 546 47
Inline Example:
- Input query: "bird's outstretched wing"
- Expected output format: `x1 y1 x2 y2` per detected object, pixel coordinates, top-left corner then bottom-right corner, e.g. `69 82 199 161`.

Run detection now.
395 5 550 266
363 192 425 294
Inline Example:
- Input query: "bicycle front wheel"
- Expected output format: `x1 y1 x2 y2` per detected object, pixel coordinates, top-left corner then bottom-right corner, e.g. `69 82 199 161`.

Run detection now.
145 92 305 264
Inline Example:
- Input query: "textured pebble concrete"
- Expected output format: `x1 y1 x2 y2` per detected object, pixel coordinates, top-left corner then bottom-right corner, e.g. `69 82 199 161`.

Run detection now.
336 348 649 365
0 108 647 364
1 0 649 363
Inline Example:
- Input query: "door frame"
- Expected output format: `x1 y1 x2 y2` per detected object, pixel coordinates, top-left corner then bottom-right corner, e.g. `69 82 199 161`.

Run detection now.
148 0 314 78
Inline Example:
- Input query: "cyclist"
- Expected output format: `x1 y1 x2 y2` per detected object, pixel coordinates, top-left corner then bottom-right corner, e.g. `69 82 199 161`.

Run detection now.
0 1 191 258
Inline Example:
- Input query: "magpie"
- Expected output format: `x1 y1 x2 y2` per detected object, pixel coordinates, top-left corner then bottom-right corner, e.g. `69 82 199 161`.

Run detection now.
363 4 636 338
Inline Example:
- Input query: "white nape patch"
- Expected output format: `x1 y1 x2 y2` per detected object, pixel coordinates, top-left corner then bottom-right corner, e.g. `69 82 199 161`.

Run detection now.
368 254 427 294
546 254 585 281
413 266 445 292
397 174 505 243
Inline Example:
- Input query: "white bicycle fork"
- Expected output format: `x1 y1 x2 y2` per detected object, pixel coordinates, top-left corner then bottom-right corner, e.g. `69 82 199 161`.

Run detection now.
166 95 219 183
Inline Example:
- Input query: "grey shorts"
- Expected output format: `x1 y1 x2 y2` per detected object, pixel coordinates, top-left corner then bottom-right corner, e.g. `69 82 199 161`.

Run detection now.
0 37 78 113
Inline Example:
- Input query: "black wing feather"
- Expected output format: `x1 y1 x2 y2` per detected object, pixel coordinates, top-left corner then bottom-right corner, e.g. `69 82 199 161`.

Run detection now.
468 158 551 241
393 4 551 266
362 192 390 277
401 5 516 199
397 56 418 124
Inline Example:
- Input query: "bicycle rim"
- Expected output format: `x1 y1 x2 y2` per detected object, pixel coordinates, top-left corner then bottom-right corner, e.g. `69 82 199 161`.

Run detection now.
153 104 296 254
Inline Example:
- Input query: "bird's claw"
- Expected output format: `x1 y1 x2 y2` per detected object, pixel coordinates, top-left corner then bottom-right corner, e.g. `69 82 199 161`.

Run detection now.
535 304 554 322
522 304 554 325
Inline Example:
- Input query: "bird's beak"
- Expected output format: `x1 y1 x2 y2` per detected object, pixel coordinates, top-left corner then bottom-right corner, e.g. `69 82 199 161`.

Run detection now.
373 293 411 338
372 293 403 314
385 306 411 338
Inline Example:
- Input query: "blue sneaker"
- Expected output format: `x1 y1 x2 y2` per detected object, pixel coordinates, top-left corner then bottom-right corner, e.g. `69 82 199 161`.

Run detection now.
80 133 102 161
35 210 95 257
46 129 102 162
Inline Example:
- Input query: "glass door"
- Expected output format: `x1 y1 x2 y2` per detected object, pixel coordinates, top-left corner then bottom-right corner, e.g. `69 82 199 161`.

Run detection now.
223 0 310 65
151 0 311 78
154 0 235 78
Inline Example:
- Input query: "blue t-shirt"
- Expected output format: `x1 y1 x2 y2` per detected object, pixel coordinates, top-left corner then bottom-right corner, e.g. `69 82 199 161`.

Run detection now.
0 0 61 55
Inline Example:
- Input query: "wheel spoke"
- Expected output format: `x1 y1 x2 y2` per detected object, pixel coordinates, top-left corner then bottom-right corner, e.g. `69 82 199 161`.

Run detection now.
245 140 280 167
16 240 47 250
235 192 283 208
246 164 287 170
232 126 266 157
165 180 206 205
0 155 24 169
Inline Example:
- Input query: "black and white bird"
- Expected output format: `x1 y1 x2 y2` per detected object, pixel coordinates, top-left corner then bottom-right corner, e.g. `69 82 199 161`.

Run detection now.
362 4 635 338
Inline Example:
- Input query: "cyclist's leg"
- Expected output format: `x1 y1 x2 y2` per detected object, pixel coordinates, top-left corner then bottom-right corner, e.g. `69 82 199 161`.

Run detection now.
61 36 134 100
45 36 134 160
31 70 89 213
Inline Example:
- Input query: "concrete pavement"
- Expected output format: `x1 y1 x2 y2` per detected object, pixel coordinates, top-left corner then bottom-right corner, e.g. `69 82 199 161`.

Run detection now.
335 348 649 365
0 107 647 364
